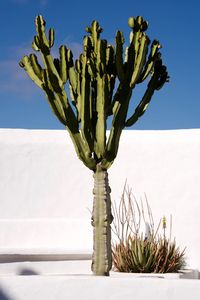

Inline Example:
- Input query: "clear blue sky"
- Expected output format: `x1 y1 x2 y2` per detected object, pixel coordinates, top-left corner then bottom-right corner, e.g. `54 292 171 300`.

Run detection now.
0 0 200 130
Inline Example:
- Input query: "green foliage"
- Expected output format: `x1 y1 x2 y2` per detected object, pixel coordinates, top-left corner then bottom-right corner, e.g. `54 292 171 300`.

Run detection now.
19 15 169 171
112 183 186 273
113 235 186 273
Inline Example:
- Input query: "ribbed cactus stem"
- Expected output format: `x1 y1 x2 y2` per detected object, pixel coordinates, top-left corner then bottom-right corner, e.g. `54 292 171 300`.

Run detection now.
91 164 112 276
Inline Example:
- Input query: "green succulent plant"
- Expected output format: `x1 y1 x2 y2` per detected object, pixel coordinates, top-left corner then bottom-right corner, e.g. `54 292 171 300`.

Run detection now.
19 16 168 276
112 183 186 273
113 235 186 273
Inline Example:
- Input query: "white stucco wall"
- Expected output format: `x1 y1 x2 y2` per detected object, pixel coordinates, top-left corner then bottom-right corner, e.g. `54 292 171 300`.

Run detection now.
0 128 200 269
1 276 200 300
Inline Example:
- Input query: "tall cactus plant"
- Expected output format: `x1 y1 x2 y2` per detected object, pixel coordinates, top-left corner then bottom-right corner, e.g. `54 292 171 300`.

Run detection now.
19 15 168 276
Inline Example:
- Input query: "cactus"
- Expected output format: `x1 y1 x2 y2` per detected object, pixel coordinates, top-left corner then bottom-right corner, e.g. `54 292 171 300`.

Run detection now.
19 15 169 276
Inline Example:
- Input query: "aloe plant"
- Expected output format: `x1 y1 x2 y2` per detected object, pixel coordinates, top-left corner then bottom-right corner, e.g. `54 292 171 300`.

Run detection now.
112 183 186 273
112 235 186 273
19 15 168 276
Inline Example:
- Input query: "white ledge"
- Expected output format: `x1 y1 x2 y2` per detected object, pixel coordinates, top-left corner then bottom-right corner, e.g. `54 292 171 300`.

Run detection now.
0 275 200 300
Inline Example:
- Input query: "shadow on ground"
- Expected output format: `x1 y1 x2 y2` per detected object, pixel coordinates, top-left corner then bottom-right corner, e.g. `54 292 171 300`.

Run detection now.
0 288 13 300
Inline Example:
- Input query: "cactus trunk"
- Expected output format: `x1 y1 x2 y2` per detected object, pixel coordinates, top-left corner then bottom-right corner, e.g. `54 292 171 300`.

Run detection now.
91 164 112 276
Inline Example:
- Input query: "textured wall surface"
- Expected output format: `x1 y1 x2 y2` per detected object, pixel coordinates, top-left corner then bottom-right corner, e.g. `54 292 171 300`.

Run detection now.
0 128 200 268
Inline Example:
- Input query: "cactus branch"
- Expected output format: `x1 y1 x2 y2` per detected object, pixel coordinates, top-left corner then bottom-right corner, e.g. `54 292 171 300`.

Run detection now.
126 57 168 127
19 56 43 88
115 31 125 82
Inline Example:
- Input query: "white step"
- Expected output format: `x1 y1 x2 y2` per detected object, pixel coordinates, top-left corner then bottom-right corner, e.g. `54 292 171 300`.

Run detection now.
0 273 200 300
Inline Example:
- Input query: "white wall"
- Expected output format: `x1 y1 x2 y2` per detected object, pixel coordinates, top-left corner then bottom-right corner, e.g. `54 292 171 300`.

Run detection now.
1 275 200 300
0 129 200 268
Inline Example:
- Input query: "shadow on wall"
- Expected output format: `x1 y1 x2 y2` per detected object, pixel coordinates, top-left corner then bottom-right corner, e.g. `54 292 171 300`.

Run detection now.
18 268 39 275
0 288 13 300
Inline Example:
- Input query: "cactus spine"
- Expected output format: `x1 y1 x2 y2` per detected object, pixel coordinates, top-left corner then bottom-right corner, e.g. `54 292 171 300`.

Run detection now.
20 15 168 276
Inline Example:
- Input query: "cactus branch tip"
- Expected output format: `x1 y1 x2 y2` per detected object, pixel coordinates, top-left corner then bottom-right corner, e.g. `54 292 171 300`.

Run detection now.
128 16 148 32
86 20 103 35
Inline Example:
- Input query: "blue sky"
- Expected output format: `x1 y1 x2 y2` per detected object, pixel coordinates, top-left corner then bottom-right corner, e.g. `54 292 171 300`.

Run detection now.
0 0 199 130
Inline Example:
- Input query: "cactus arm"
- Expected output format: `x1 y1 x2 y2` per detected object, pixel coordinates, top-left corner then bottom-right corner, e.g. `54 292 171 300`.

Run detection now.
59 45 68 84
42 81 69 125
41 52 64 91
91 164 112 275
127 16 150 87
115 31 125 82
97 39 107 75
58 91 79 131
106 45 115 74
69 56 82 124
130 33 149 87
106 45 116 109
67 49 78 95
42 70 80 133
19 56 43 88
29 54 43 80
126 58 169 127
68 84 77 107
125 77 157 127
123 42 135 83
34 15 54 52
33 16 81 134
80 54 93 152
102 86 132 168
67 129 96 170
41 66 79 133
95 73 108 159
94 40 108 159
106 74 116 116
137 40 161 82
48 28 55 48
76 74 82 122
53 58 60 74
33 16 64 92
78 36 94 152
86 21 103 53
